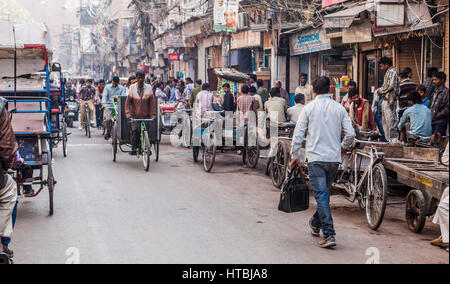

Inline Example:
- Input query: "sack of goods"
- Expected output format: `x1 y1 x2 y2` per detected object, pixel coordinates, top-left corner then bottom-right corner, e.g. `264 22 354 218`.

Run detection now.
278 167 310 213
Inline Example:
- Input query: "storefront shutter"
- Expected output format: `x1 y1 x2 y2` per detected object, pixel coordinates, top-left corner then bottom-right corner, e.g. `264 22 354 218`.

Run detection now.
397 37 422 84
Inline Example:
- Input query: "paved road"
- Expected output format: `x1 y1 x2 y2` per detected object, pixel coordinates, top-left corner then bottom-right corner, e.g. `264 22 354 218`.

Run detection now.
11 125 449 264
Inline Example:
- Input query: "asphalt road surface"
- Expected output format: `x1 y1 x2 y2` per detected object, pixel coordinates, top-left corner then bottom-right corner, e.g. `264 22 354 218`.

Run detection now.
11 125 449 264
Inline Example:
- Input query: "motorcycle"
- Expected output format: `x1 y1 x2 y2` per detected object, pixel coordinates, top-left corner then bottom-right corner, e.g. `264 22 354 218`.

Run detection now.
65 95 79 128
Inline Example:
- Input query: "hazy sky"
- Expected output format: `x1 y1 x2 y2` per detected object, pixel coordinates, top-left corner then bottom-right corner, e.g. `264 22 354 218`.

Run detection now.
15 0 79 50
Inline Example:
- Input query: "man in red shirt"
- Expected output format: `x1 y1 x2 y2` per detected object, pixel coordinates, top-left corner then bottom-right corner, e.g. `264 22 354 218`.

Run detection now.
348 88 376 132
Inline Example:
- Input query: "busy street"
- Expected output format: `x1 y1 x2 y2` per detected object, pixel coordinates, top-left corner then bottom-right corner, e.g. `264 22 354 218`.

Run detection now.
11 127 449 264
1 0 449 267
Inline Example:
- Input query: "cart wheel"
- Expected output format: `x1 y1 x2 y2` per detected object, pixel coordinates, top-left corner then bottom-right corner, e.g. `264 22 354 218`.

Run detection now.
48 161 55 216
406 190 427 233
182 115 192 148
154 142 160 162
142 131 151 172
62 123 68 158
112 124 118 162
245 128 260 169
365 163 388 231
203 133 216 173
271 141 289 189
193 146 200 163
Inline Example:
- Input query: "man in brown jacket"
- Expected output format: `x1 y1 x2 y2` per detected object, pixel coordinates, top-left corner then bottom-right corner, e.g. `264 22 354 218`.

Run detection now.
0 97 18 259
125 71 157 155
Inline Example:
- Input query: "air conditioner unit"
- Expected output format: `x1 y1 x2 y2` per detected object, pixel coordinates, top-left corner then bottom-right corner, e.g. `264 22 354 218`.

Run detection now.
238 13 250 30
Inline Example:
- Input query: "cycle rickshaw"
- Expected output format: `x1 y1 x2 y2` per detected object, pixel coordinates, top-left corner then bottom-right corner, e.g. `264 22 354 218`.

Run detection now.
111 96 161 171
0 23 57 215
48 63 69 157
192 111 260 173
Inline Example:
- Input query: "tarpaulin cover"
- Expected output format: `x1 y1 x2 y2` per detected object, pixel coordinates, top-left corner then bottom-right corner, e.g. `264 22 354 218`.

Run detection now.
0 22 52 78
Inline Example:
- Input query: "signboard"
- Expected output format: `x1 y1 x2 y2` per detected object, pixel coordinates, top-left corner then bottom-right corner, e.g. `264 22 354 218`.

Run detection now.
231 31 261 50
214 0 239 32
169 54 179 61
164 34 186 48
290 28 331 56
322 0 348 8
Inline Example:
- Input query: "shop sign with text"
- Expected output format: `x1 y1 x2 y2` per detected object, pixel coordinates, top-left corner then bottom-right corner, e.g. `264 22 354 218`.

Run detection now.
290 28 331 56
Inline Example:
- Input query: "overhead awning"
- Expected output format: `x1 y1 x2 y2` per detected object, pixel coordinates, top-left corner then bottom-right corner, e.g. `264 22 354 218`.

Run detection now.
323 2 376 29
373 2 439 37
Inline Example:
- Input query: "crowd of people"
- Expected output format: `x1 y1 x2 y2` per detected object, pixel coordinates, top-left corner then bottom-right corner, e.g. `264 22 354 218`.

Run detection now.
1 57 448 261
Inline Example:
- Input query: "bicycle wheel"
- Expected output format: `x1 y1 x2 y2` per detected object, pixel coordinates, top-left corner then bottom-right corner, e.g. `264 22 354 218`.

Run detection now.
154 142 160 162
112 124 118 162
85 109 91 138
62 122 68 158
142 131 151 172
47 161 55 216
203 133 216 173
365 163 388 231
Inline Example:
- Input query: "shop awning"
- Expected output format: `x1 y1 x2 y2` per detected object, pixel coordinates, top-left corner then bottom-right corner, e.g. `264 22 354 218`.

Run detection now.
323 3 376 28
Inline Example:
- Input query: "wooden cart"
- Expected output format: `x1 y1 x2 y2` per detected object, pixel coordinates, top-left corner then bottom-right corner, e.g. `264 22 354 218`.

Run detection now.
375 145 449 233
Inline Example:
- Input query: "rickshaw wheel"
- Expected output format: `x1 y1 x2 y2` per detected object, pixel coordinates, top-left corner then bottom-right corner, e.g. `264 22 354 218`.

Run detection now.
366 163 388 231
112 125 118 162
48 161 55 216
142 131 151 172
193 146 200 163
203 133 216 173
154 142 160 162
271 141 289 189
245 129 260 169
406 190 427 233
62 123 68 158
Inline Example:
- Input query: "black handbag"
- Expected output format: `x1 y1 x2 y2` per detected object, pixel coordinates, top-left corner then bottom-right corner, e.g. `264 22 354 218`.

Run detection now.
278 166 310 213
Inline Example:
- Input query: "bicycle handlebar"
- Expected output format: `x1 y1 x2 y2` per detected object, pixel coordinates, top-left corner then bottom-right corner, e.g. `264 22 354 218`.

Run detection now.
354 139 389 146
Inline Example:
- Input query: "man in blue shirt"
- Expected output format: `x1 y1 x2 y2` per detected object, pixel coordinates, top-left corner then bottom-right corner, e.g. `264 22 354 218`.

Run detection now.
169 79 179 103
102 76 126 140
290 76 355 249
398 91 432 140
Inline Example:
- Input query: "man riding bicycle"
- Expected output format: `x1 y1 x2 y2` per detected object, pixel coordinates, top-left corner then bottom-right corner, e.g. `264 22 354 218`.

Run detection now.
78 79 96 130
102 76 126 140
125 71 157 156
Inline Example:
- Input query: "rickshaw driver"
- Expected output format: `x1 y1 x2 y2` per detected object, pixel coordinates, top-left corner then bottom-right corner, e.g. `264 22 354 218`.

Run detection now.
125 71 157 156
0 97 21 259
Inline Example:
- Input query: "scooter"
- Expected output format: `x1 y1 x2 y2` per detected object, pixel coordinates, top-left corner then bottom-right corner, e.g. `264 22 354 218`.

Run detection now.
65 95 79 128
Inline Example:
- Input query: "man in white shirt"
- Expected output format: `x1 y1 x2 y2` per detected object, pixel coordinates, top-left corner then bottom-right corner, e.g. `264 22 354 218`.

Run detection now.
290 76 356 249
287 93 305 124
295 73 314 104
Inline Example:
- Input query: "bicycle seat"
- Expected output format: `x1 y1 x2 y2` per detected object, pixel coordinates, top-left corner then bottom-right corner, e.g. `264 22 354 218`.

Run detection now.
278 122 296 129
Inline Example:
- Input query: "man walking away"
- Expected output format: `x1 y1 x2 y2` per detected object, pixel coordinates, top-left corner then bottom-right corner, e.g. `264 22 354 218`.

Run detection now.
377 57 400 143
290 76 356 248
0 97 19 259
95 79 106 128
430 71 449 136
295 73 314 105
